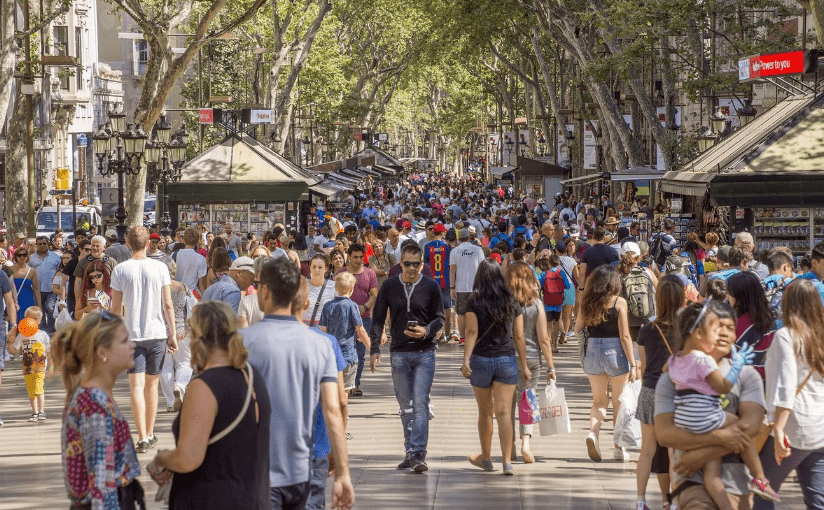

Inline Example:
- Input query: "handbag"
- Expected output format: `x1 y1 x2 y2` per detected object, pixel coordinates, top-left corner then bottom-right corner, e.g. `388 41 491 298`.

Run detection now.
518 388 541 425
754 370 815 453
154 362 256 504
538 380 572 436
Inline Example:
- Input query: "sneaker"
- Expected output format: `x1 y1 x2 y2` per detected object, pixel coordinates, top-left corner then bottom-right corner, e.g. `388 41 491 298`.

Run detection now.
38 412 46 422
136 440 150 454
345 432 353 440
173 385 184 412
350 387 363 397
586 432 601 462
636 502 650 510
29 413 39 422
449 332 460 343
750 478 780 502
148 434 159 448
613 447 630 462
0 414 4 426
458 338 465 346
410 454 428 473
502 463 515 476
397 454 413 470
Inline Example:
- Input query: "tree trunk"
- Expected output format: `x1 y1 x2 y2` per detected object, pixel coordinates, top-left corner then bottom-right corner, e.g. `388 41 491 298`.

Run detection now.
6 87 27 238
0 0 16 131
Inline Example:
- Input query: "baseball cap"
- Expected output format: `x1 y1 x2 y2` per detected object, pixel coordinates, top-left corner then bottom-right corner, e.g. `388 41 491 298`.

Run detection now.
149 233 161 240
230 256 255 274
105 228 117 238
716 246 731 263
620 241 641 257
555 240 567 253
433 224 447 234
458 228 470 239
403 221 412 230
468 225 476 235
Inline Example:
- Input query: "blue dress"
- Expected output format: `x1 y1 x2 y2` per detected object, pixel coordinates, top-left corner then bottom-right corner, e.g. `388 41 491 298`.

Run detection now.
14 277 36 323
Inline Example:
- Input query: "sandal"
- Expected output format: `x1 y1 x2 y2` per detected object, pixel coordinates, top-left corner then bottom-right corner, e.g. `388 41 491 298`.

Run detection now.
750 478 780 502
521 448 535 463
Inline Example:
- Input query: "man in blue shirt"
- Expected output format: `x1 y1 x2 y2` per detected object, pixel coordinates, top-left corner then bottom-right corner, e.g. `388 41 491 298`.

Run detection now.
29 236 61 332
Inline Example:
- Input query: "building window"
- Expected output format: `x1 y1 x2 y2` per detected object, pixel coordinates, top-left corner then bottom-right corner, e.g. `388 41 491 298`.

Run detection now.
53 26 69 90
134 40 149 76
75 27 83 90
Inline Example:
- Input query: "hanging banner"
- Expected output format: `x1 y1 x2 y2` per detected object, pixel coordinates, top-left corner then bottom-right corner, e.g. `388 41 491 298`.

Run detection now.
557 124 575 169
583 121 598 170
655 107 682 171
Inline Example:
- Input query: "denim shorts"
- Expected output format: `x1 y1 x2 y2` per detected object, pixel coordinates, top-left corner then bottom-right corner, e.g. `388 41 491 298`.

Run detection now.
128 339 167 375
469 354 519 388
583 337 630 377
440 288 453 309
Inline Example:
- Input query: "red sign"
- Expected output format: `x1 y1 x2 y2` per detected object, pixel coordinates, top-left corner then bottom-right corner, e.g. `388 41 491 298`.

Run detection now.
739 51 806 81
353 133 363 141
199 108 214 124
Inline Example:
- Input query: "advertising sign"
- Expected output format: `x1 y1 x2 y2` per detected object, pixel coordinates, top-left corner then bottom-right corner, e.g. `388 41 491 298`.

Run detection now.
199 109 214 124
739 51 810 81
583 121 597 170
243 109 274 124
655 107 682 170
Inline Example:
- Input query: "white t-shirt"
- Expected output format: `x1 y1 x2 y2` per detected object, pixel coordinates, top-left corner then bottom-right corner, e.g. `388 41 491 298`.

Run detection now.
174 248 207 292
238 293 264 327
111 258 171 342
302 279 337 326
449 241 485 293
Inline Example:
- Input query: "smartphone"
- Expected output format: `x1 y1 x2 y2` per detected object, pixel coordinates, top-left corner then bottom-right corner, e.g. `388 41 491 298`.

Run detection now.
406 320 418 329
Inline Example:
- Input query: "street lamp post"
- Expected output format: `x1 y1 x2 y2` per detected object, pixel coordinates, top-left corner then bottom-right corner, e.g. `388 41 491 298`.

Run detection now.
145 115 188 237
92 103 147 245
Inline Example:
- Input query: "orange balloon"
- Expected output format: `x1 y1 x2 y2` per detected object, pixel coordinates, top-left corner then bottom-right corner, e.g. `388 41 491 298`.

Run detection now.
18 317 39 337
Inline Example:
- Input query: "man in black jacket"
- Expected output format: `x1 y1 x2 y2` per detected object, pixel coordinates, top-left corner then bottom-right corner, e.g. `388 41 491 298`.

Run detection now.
369 243 445 473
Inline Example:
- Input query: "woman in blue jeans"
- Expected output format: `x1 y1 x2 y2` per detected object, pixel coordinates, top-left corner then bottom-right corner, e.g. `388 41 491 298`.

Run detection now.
461 259 529 475
757 279 824 509
574 265 638 463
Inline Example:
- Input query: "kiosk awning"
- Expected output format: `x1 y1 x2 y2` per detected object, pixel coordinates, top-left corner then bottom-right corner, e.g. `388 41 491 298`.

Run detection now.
610 167 666 182
660 171 715 196
560 173 600 185
491 166 517 178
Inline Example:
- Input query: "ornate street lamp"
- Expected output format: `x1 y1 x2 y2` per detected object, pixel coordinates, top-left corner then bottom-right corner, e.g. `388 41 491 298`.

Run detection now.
92 103 147 244
737 99 757 127
696 126 718 152
505 137 515 157
710 107 728 135
145 115 188 236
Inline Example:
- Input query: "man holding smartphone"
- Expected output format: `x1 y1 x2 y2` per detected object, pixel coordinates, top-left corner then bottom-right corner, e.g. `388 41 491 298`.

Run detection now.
369 243 445 473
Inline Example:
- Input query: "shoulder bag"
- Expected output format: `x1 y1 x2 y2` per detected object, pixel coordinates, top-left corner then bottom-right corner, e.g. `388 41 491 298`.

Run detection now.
309 279 330 327
753 369 815 453
153 363 257 504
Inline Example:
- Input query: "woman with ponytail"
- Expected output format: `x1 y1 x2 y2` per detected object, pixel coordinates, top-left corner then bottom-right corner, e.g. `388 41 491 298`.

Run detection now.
149 300 271 510
52 310 142 509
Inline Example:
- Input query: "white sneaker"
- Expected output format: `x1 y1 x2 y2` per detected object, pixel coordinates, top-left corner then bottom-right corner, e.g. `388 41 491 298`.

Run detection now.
613 447 630 462
636 501 650 510
586 432 601 462
173 385 184 412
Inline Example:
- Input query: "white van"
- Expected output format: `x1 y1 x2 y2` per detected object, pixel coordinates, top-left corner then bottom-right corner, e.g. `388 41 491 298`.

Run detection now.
36 206 102 238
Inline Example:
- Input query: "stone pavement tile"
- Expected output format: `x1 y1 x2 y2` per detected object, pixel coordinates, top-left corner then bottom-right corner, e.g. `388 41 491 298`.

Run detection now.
0 336 805 509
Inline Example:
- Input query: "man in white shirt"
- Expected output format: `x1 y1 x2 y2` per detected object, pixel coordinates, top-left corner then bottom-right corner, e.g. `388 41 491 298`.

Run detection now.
449 229 485 344
110 226 176 453
174 227 208 292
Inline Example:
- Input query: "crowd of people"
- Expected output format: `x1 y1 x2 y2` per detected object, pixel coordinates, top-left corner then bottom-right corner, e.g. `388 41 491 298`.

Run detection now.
0 176 822 510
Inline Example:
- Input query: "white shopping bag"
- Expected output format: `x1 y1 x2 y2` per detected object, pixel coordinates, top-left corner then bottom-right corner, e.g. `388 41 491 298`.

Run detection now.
614 380 642 448
538 380 572 436
54 302 73 330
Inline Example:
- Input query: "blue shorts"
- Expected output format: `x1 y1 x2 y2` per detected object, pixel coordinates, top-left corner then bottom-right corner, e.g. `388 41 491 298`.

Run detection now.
128 339 167 375
469 354 518 388
583 337 630 377
440 288 453 309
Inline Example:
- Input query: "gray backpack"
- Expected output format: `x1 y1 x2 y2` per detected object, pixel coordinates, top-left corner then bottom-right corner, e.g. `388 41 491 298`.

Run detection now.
622 267 654 319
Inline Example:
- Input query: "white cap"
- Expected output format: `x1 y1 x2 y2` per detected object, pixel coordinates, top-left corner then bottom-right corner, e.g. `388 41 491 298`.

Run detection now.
620 241 641 257
230 256 255 274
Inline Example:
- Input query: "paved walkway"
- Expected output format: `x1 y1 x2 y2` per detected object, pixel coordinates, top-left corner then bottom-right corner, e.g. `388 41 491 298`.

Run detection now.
0 339 803 509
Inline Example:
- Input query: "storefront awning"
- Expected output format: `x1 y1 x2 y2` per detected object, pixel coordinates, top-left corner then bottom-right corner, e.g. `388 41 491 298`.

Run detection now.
609 167 666 182
560 173 600 185
491 166 517 178
660 171 715 196
309 182 342 199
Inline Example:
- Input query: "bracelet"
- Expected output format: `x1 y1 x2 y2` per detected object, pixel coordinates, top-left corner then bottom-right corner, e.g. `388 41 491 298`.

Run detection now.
548 368 556 373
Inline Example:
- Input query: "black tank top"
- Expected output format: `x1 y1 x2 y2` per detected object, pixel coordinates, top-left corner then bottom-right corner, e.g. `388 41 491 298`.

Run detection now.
588 298 621 337
169 366 271 510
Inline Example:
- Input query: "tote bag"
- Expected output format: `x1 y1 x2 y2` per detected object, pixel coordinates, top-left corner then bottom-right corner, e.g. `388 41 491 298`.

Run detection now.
538 380 572 436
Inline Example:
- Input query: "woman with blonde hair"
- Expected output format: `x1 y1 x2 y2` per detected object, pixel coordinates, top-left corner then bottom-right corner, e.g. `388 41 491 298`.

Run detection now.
506 261 555 463
756 279 824 509
52 311 142 508
575 265 637 463
150 301 271 509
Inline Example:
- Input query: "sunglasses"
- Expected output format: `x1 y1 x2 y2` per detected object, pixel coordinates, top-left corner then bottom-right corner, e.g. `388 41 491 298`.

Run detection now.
687 298 713 336
16 253 28 258
89 273 103 280
252 280 261 289
402 261 421 268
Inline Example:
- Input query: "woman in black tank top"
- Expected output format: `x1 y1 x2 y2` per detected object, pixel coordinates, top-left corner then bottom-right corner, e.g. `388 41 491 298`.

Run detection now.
149 301 271 510
574 265 638 463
